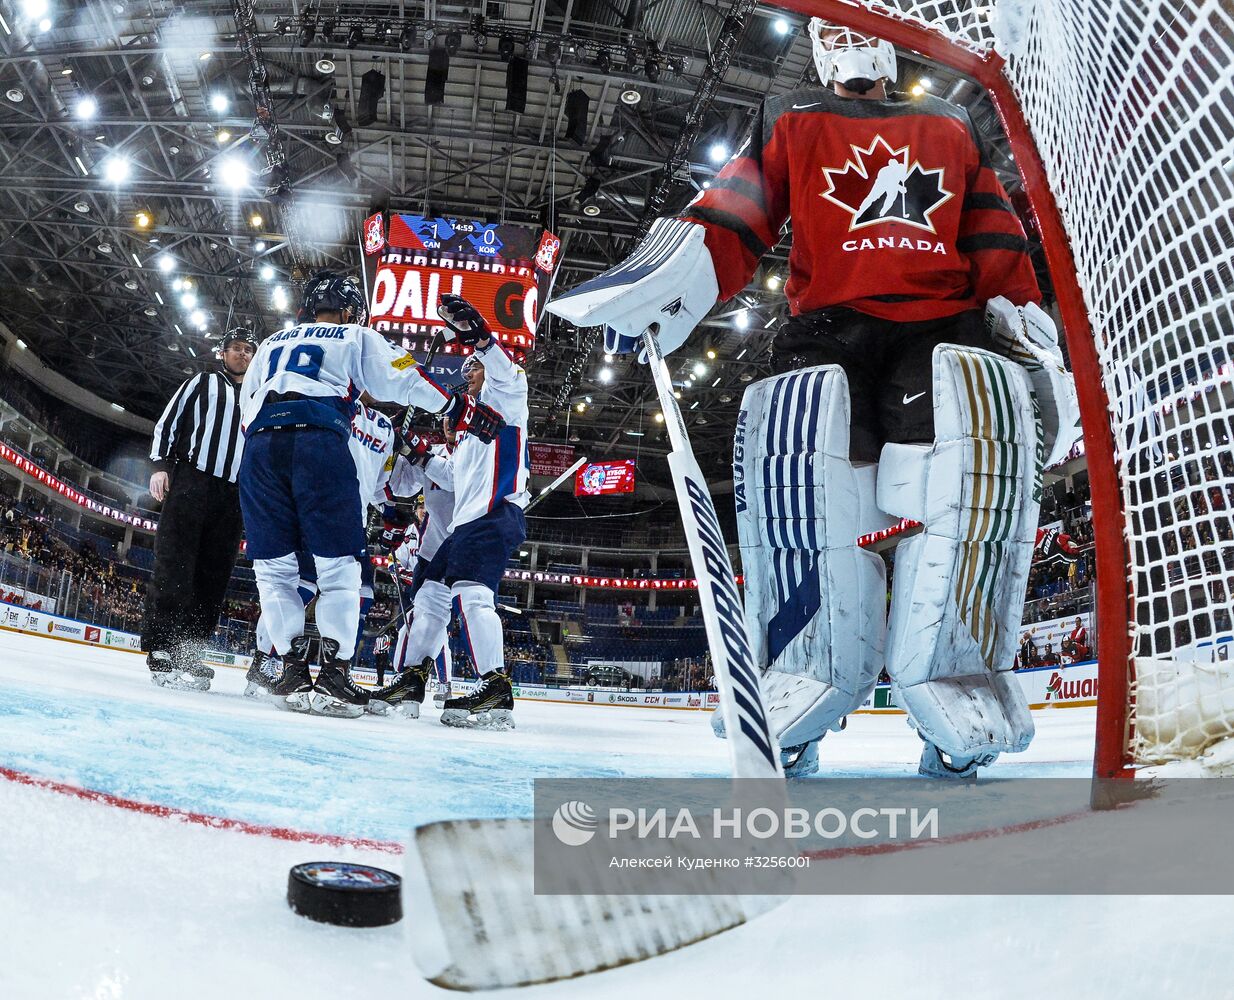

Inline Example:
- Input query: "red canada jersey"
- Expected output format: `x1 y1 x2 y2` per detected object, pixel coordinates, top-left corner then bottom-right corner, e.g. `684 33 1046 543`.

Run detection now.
683 88 1041 321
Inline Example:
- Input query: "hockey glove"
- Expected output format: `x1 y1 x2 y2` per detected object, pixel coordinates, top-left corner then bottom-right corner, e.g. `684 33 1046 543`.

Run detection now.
379 505 411 551
438 294 491 348
985 296 1083 469
398 431 433 468
544 218 719 363
444 390 505 443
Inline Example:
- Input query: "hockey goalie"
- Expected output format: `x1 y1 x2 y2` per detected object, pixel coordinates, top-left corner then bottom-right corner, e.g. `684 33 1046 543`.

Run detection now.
548 21 1081 779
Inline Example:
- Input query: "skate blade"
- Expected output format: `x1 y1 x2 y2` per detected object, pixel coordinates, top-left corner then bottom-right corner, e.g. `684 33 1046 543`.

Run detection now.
365 699 391 716
440 708 513 730
243 681 271 699
394 701 421 720
152 672 209 692
309 692 366 719
282 691 313 713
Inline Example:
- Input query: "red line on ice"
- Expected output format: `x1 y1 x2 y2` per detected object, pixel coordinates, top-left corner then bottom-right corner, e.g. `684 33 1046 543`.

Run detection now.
0 766 405 855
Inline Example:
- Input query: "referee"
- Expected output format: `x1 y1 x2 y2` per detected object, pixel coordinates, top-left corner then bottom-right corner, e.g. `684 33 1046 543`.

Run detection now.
141 329 256 690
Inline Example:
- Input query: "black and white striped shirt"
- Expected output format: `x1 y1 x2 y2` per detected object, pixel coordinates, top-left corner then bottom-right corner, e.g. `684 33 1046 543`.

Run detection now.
150 370 244 483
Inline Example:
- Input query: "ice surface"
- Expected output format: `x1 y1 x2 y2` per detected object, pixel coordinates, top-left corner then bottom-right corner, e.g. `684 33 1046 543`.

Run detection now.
1 630 1230 999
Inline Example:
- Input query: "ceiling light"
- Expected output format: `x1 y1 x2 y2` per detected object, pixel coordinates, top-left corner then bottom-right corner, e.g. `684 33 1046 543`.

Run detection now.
76 95 98 119
101 156 130 183
190 309 207 328
74 200 89 213
620 89 641 106
210 93 229 113
575 402 586 413
22 0 49 17
706 348 717 359
249 213 263 228
217 156 250 188
735 311 749 329
134 210 151 228
708 142 729 163
283 320 294 330
674 390 682 399
37 17 51 32
910 83 925 97
181 292 198 309
582 201 601 217
144 307 157 316
61 67 72 75
654 412 665 423
254 240 266 251
597 366 614 384
260 265 274 280
198 52 212 61
124 279 138 290
919 77 932 90
325 128 343 145
315 58 335 74
157 254 175 272
216 129 231 143
766 273 781 290
96 241 112 254
692 362 706 377
172 278 184 291
774 17 790 35
5 88 23 102
603 353 614 363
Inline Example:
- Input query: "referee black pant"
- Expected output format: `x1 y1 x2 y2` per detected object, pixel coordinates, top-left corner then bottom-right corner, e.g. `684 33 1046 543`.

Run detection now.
141 463 244 653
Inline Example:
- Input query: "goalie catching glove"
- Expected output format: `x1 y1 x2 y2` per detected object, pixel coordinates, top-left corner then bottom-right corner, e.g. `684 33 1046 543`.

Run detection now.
544 218 719 362
984 296 1083 468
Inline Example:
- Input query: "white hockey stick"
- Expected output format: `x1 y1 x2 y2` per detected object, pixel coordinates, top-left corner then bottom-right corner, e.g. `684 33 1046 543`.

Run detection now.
524 455 587 512
403 330 781 991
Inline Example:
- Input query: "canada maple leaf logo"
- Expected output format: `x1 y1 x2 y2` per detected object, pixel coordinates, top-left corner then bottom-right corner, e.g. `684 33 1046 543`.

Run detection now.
820 135 954 234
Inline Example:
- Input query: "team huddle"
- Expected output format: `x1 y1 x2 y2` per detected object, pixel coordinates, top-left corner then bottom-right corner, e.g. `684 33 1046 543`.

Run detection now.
146 19 1082 772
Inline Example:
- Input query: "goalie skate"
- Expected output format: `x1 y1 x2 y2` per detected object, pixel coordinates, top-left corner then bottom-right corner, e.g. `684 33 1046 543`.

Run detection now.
440 670 514 730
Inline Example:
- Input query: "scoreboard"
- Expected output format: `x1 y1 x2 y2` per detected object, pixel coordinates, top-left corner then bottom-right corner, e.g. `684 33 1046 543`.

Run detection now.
361 211 561 377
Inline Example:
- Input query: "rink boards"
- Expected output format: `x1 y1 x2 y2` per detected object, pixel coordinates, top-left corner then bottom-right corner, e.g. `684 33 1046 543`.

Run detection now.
0 597 1101 715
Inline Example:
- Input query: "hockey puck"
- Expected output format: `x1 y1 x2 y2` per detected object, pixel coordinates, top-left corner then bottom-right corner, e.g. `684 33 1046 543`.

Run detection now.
287 862 402 927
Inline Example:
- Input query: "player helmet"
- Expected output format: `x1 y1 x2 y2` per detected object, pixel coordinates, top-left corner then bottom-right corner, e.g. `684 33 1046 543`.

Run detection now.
301 270 369 325
809 17 897 93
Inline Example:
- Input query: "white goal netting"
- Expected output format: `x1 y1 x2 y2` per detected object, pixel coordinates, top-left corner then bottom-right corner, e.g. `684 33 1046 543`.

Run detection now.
822 0 1234 766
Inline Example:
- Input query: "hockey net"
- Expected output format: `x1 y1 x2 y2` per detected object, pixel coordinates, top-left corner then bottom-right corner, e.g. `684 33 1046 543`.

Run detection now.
783 0 1234 774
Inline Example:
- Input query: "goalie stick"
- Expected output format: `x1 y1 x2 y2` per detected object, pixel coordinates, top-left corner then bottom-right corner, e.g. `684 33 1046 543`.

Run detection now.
403 330 783 991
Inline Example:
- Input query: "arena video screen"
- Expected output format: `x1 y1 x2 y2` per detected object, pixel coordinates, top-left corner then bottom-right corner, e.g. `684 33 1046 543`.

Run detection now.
361 211 560 380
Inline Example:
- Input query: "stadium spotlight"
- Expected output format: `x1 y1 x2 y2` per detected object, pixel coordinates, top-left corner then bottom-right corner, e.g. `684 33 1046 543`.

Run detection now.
260 265 274 280
210 93 229 113
734 311 749 329
249 212 263 228
134 210 151 228
217 156 250 189
708 141 729 163
101 155 130 183
597 366 614 384
76 94 98 119
774 17 790 35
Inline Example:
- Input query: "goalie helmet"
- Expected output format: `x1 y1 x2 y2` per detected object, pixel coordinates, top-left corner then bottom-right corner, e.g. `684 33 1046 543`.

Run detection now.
301 270 369 326
809 17 897 93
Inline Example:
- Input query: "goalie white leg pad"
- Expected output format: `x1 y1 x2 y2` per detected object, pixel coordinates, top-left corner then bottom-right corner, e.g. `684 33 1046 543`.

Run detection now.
735 366 894 749
879 345 1039 761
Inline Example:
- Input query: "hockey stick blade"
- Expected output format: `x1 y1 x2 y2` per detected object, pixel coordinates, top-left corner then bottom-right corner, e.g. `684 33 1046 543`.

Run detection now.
404 817 781 991
404 329 783 991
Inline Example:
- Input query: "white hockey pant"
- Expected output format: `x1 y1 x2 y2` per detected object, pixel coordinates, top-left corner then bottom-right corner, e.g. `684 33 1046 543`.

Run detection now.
736 366 894 749
879 345 1040 761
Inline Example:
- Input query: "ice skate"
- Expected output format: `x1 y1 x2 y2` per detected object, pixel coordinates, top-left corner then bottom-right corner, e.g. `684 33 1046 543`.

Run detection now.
243 651 274 698
432 678 452 707
148 649 212 692
269 637 313 712
309 639 369 718
917 739 997 781
367 656 429 718
147 650 177 688
440 669 514 730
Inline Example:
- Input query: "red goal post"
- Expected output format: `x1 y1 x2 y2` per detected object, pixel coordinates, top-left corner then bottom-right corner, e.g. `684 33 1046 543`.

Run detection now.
772 0 1234 779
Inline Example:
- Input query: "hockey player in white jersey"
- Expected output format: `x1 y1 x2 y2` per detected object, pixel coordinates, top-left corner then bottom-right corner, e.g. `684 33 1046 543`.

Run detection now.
369 416 459 716
245 399 399 706
395 294 529 729
238 272 505 718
